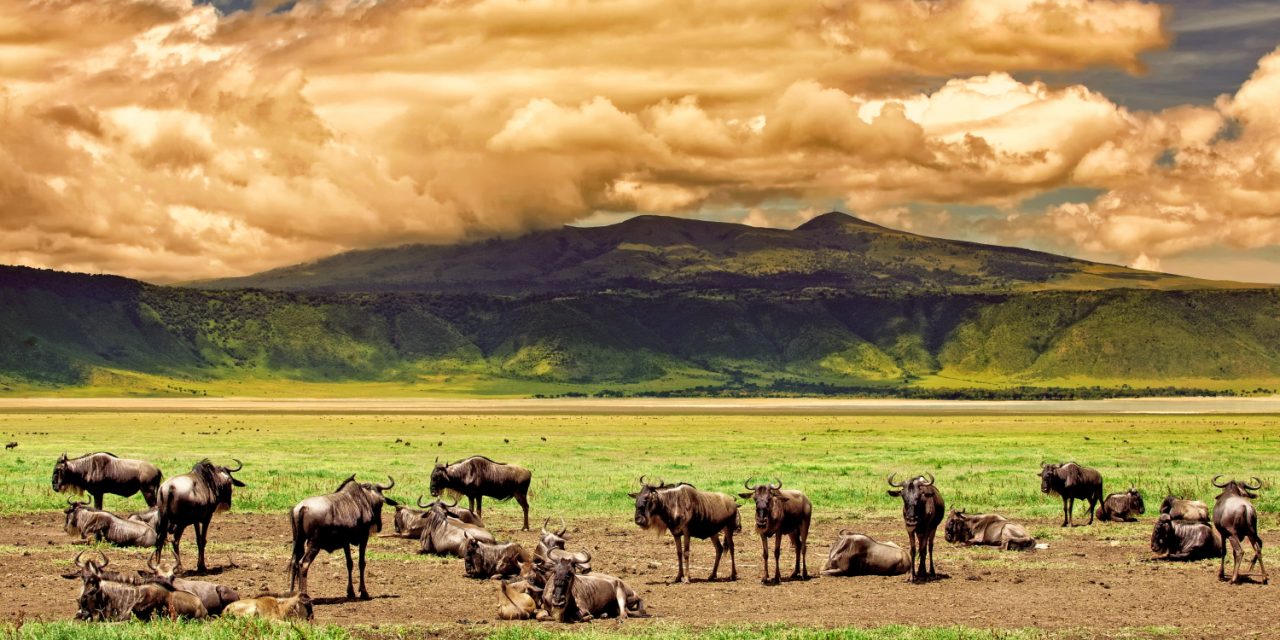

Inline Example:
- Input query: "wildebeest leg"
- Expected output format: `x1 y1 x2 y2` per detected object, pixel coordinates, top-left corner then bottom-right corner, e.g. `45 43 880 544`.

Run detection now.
92 493 103 510
343 545 355 599
516 492 530 531
170 525 186 574
1218 528 1229 581
476 495 484 519
759 534 769 584
1228 535 1244 583
671 531 686 583
789 530 802 580
1248 534 1267 584
358 538 371 599
194 520 209 573
709 533 723 580
772 533 783 583
907 530 917 583
926 528 937 576
613 583 629 621
1086 494 1097 525
297 543 321 596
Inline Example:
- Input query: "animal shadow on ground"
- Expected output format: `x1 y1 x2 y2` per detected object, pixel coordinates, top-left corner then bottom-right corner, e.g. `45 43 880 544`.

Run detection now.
913 573 951 584
312 594 401 606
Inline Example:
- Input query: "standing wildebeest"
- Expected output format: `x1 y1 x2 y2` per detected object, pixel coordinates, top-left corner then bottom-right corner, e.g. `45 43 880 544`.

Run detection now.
630 477 739 583
541 553 649 622
1211 475 1268 584
1151 514 1222 561
430 455 532 530
821 531 910 577
886 473 944 583
1096 488 1145 522
944 510 1035 551
289 475 398 599
153 459 245 574
1039 462 1103 527
52 452 162 510
738 478 811 584
141 556 240 615
419 496 497 556
464 538 531 579
1160 494 1210 522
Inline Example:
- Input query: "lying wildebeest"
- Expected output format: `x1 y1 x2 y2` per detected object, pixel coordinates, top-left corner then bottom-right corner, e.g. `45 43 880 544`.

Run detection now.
630 477 739 583
821 531 910 577
464 538 532 579
154 458 245 574
1212 475 1268 584
1095 487 1145 522
64 500 157 547
1039 461 1103 527
887 473 944 583
541 552 648 622
393 496 483 538
430 455 532 530
419 496 496 556
290 475 398 599
61 551 204 621
738 478 811 584
222 592 313 620
496 579 538 620
127 506 161 530
141 556 240 615
944 509 1035 551
1151 513 1222 561
52 452 162 510
1159 494 1210 522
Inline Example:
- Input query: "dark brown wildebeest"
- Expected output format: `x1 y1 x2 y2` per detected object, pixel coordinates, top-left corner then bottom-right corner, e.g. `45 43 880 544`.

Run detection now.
289 475 398 599
52 452 162 510
1095 488 1145 522
1151 513 1222 561
886 473 944 583
1159 494 1210 522
419 496 497 556
738 478 811 584
65 502 158 548
430 455 532 530
222 592 313 620
630 477 739 583
944 509 1035 551
496 579 538 620
1211 475 1268 584
540 552 648 623
153 459 245 574
61 551 204 621
141 556 240 615
5 442 16 450
464 538 531 579
1039 461 1103 527
821 531 910 577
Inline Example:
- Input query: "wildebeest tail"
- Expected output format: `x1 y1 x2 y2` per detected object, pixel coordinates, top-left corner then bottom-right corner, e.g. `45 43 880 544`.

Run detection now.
152 486 173 561
732 505 742 533
288 506 306 591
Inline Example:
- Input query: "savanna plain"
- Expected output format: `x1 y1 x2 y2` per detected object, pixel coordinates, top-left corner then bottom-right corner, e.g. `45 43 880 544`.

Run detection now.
2 408 1279 640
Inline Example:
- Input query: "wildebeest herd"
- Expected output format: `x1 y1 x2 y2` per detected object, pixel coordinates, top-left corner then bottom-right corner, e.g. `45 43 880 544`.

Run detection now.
48 452 1269 625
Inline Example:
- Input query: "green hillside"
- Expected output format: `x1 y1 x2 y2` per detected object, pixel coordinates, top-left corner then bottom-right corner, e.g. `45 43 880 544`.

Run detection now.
3 265 1279 396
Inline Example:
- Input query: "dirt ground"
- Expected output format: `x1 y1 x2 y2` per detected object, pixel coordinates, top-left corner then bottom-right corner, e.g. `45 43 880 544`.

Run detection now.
3 511 1278 638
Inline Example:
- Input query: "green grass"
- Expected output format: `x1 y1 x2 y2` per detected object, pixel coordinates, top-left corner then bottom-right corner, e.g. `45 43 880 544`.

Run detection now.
3 412 1279 525
3 618 350 640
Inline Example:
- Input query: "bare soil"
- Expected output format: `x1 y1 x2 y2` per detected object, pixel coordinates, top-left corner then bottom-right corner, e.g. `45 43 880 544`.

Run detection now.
3 512 1278 638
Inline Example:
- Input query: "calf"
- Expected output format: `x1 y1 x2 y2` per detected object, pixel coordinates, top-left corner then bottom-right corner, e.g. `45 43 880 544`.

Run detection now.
496 579 538 620
738 478 811 584
1151 514 1222 561
541 554 648 623
464 538 530 579
1212 476 1268 584
630 477 740 583
1095 488 1145 522
821 531 910 577
222 592 313 620
886 473 944 583
1159 494 1210 522
944 510 1035 551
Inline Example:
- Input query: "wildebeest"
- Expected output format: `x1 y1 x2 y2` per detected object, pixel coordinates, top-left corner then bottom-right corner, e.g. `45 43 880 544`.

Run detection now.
1211 475 1268 584
153 458 245 574
944 510 1035 551
393 496 483 538
536 517 568 558
630 477 739 583
289 475 398 599
886 473 944 583
52 452 162 510
464 538 531 579
821 531 910 577
738 478 812 584
127 506 161 530
1151 513 1222 561
496 579 538 620
1039 461 1104 527
1159 494 1210 522
419 496 497 556
5 441 15 450
430 455 532 530
1095 488 1145 522
61 551 204 621
141 556 240 615
541 553 648 622
63 499 157 547
222 592 313 620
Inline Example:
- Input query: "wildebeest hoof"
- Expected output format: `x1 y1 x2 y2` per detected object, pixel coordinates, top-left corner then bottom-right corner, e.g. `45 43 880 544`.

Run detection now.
359 592 371 600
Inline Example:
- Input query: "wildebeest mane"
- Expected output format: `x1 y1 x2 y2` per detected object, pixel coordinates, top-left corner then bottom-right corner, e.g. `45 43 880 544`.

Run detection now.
190 459 232 507
59 453 121 490
327 480 376 524
455 455 507 466
1059 462 1086 488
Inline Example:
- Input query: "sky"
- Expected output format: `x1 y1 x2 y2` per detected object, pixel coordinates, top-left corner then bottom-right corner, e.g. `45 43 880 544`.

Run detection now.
2 1 1279 284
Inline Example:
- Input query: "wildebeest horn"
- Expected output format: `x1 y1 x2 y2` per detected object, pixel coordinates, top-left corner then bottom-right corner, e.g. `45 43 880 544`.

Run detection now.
227 459 243 472
922 472 935 486
771 478 782 490
542 517 551 531
744 477 755 490
434 456 439 464
837 528 852 537
639 475 648 487
1211 474 1228 488
887 473 903 487
1245 477 1263 490
417 495 430 509
377 476 395 491
66 496 76 506
444 495 458 508
96 550 109 568
576 551 592 564
73 549 87 568
558 516 567 537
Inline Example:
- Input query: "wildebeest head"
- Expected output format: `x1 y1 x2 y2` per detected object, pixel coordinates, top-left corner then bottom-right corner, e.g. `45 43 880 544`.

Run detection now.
1039 462 1062 494
63 498 91 535
738 477 786 530
429 457 450 497
886 473 937 528
60 550 111 620
544 551 591 611
628 476 666 529
540 517 568 550
943 509 969 543
1124 487 1145 514
1159 494 1179 514
463 537 483 576
1212 475 1262 500
191 459 246 511
52 453 71 493
1150 514 1179 553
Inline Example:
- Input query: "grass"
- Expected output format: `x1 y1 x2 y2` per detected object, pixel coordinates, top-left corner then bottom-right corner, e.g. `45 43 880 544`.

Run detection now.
2 411 1279 525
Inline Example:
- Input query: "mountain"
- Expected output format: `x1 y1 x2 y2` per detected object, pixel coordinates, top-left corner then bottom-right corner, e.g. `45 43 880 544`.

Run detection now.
195 212 1245 294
